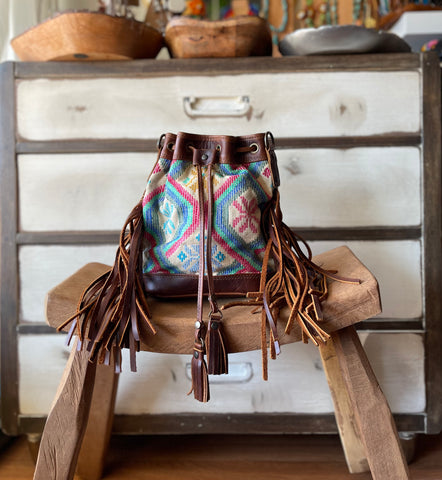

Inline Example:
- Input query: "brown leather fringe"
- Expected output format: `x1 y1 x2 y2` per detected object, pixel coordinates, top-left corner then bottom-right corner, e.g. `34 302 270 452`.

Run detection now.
223 187 360 381
57 199 156 372
260 189 330 348
259 189 359 350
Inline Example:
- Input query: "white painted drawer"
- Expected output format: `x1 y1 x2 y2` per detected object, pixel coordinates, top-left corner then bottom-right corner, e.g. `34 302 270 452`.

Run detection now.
18 147 421 232
19 245 117 323
18 153 155 232
18 332 425 416
18 240 421 323
279 147 421 227
16 71 420 141
311 240 422 319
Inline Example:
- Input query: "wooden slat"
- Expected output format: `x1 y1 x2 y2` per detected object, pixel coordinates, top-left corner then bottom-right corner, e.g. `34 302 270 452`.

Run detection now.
0 61 19 435
421 52 442 434
16 139 157 154
18 412 427 436
15 227 421 246
356 320 423 331
14 54 421 79
15 133 422 154
17 324 58 335
276 134 422 149
16 232 120 245
296 227 421 241
15 319 425 336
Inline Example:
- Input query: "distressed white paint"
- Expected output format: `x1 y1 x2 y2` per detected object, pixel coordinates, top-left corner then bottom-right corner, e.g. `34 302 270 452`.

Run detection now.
18 333 425 416
18 240 421 324
19 245 117 323
16 71 420 140
279 147 421 227
18 153 156 231
310 240 422 319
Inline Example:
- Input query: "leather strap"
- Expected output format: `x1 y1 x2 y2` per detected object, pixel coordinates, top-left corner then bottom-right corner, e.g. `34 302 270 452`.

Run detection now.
159 131 269 165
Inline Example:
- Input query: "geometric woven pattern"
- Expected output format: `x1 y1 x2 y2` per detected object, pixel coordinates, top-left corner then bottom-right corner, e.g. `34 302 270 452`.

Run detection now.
142 157 274 275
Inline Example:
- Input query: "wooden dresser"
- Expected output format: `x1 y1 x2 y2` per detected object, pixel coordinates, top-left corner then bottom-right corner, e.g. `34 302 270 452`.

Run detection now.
1 53 441 437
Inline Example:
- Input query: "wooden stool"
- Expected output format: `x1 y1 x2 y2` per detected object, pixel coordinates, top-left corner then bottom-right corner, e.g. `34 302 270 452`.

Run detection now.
33 246 410 480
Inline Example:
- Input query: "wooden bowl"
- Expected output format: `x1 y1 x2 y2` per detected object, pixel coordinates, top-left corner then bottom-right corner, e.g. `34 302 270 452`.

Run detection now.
11 11 164 61
165 16 272 58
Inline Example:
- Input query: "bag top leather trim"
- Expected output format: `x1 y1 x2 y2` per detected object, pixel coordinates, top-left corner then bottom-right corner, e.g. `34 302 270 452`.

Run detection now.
159 131 269 164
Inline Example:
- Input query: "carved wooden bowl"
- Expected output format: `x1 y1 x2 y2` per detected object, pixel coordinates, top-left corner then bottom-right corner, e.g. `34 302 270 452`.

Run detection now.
11 11 164 61
165 16 273 59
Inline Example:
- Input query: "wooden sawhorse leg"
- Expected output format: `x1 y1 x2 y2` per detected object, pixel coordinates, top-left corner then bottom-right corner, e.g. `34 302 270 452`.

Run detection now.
76 358 119 480
320 325 410 480
33 341 119 480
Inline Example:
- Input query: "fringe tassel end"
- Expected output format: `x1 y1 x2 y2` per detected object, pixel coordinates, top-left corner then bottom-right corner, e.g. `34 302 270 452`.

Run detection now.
206 319 229 375
189 342 210 402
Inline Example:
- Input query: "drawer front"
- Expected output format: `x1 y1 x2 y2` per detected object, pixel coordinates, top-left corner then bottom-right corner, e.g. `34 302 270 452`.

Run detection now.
18 332 425 416
19 245 117 323
19 240 420 324
279 147 421 227
18 147 421 232
16 71 420 141
18 153 155 232
311 240 422 319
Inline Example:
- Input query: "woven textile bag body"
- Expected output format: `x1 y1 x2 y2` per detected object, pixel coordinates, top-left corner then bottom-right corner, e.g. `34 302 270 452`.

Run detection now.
60 131 348 402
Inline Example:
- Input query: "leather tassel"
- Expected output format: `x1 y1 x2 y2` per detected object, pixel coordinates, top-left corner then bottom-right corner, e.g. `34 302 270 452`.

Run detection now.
206 318 228 375
189 341 210 402
57 199 156 372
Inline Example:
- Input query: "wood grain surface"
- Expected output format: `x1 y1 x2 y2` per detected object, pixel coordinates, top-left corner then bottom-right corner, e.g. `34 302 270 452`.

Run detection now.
45 246 381 354
2 432 442 480
33 340 97 480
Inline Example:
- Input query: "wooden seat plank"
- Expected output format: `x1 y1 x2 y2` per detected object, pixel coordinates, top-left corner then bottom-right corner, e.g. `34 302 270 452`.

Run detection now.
46 246 381 354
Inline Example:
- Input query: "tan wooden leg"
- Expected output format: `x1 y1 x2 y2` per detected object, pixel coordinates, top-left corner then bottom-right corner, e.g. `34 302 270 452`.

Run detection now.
327 326 410 480
33 340 97 480
76 351 119 480
319 338 369 473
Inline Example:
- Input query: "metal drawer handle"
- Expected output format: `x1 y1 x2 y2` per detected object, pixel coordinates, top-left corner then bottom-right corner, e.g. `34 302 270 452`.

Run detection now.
183 95 251 117
186 362 253 383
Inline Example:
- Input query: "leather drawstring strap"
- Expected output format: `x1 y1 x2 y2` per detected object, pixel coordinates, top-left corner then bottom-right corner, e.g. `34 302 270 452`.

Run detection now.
205 163 228 376
187 138 266 401
188 148 229 402
188 160 211 402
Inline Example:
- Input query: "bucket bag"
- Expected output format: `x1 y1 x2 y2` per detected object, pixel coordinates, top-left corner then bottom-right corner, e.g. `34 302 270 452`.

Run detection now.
60 131 354 402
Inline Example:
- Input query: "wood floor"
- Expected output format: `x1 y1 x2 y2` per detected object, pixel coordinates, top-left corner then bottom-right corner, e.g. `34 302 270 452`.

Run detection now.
1 432 442 479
